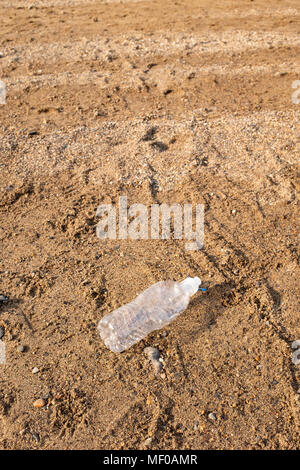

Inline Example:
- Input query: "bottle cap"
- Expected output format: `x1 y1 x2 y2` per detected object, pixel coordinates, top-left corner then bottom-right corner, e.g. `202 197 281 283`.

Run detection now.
180 276 201 296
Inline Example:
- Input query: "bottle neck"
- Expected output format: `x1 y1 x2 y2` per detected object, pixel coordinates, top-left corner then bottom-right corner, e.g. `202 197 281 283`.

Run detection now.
180 277 201 296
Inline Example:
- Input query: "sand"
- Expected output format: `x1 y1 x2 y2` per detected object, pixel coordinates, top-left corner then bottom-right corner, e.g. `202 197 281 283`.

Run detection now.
0 0 299 450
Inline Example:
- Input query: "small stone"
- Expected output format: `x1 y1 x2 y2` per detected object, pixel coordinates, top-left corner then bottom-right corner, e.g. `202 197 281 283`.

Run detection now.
33 398 46 408
208 412 217 421
17 345 25 353
0 295 8 304
153 361 162 374
144 347 162 375
291 340 300 349
0 327 4 339
94 109 106 117
32 432 40 442
231 209 237 215
292 350 300 366
27 130 39 137
32 367 39 374
144 437 153 447
144 346 160 361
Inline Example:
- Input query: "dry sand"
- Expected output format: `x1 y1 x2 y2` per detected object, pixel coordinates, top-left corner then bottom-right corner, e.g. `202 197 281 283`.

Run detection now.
0 0 299 450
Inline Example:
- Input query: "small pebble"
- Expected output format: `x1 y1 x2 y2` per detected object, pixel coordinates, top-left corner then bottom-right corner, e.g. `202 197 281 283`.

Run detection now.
291 341 300 366
144 347 162 375
144 346 160 361
208 412 217 421
0 295 8 304
144 437 153 447
153 361 163 374
231 209 237 215
33 398 46 408
275 71 287 77
32 432 40 442
32 367 39 374
0 327 4 339
27 130 39 136
292 349 300 366
17 345 25 353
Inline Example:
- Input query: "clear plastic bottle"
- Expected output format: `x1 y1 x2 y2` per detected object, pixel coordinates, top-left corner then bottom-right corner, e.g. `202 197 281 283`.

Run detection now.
98 276 201 352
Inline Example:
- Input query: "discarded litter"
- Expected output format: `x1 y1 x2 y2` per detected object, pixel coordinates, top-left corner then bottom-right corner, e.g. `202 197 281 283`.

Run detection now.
98 276 202 353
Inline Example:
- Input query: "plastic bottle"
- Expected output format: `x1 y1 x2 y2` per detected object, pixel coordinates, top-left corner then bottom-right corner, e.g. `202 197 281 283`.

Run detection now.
97 276 201 352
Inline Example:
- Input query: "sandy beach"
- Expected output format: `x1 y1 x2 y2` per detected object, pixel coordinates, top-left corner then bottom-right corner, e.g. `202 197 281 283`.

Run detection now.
0 0 299 449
